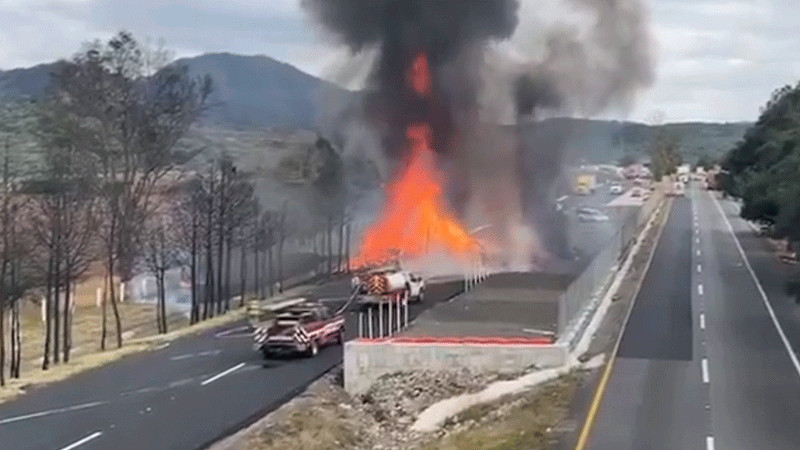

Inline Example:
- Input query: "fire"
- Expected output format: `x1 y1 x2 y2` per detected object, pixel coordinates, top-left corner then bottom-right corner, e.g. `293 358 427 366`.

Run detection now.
353 54 478 268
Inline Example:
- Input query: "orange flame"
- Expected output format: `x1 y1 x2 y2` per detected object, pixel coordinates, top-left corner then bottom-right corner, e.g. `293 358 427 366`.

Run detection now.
353 123 478 267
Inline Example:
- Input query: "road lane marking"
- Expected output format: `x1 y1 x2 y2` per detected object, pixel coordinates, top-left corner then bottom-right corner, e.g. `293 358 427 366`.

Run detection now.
0 401 106 426
58 431 103 450
697 249 701 256
697 264 702 273
706 436 715 450
700 313 705 330
696 237 700 244
698 284 704 296
702 358 709 383
574 199 672 450
201 362 245 386
712 193 800 379
170 354 194 361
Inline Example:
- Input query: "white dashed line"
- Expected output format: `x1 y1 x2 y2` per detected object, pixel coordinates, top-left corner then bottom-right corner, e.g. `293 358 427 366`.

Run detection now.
700 313 705 330
696 237 700 244
697 249 701 256
58 431 103 450
201 362 245 386
0 401 106 425
698 284 704 296
697 264 702 273
706 436 715 450
702 358 710 383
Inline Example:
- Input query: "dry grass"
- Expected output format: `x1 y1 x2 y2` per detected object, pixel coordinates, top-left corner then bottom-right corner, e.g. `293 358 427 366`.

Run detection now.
246 405 363 450
1 290 246 404
427 373 582 450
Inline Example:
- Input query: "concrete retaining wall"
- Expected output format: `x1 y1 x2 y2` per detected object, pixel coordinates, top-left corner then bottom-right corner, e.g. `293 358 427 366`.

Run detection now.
343 340 568 394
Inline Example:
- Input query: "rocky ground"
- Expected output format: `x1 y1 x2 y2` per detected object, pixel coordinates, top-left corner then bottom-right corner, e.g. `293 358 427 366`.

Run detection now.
211 366 582 450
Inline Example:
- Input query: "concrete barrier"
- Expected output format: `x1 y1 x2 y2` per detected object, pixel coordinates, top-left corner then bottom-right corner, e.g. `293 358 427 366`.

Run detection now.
343 339 568 395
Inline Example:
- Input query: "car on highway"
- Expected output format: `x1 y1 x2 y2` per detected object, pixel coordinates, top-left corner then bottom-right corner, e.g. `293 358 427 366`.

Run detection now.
609 184 624 195
253 301 345 358
577 207 610 222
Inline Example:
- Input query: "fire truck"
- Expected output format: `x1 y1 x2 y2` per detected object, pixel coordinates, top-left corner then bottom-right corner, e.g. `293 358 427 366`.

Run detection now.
253 301 345 358
351 268 426 305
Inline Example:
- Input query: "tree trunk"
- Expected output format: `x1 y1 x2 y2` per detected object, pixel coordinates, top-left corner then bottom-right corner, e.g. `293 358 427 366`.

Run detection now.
327 214 333 277
278 203 286 293
224 237 232 312
107 212 123 349
239 244 247 307
43 255 53 370
155 273 163 334
101 269 107 350
10 300 18 378
190 218 198 324
337 212 344 273
217 179 225 315
13 301 20 378
267 245 274 297
254 244 260 299
160 271 168 334
204 245 214 320
108 246 122 349
53 212 61 363
345 222 351 273
63 263 72 363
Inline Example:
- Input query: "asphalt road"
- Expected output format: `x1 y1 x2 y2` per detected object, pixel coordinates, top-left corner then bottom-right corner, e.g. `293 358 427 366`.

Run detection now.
587 185 800 449
0 277 463 450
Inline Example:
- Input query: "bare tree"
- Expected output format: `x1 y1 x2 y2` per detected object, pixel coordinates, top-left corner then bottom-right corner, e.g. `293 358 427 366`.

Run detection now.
173 177 205 324
142 209 178 334
49 31 212 348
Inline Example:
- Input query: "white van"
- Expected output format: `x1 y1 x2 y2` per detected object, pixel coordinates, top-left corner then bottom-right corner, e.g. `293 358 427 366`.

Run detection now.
672 181 685 197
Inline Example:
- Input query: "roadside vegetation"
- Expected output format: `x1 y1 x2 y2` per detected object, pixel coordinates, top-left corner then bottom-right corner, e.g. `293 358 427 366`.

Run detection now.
0 31 354 391
722 83 800 299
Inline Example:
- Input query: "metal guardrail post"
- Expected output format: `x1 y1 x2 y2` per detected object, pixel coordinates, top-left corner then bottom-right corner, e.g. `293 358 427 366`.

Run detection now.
368 307 373 338
388 297 393 336
404 297 409 328
397 295 401 331
380 301 385 337
358 312 363 338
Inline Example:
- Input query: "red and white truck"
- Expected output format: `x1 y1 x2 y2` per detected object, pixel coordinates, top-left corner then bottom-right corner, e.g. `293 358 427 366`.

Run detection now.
253 301 345 358
351 269 426 305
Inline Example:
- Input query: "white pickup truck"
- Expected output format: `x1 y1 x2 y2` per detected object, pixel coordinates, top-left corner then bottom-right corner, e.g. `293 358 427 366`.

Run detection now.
352 269 426 304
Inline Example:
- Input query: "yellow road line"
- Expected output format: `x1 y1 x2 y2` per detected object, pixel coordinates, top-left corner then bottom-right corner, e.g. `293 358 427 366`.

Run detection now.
574 198 673 450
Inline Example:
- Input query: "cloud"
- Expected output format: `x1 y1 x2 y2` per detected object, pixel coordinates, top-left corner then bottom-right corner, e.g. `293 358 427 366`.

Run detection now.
1 0 799 122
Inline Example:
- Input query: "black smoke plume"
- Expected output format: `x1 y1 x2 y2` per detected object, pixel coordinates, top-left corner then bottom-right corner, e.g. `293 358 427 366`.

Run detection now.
302 0 519 158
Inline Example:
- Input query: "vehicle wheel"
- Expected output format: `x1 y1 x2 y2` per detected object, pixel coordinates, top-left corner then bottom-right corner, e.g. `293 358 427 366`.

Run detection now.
308 340 319 357
336 330 345 345
417 289 425 303
261 349 272 360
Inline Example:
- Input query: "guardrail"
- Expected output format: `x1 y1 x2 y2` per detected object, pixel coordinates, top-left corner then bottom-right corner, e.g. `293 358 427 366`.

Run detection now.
557 188 665 340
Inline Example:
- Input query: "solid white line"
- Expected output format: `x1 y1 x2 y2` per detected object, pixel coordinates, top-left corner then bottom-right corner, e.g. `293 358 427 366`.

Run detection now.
698 284 704 296
58 431 103 450
700 313 706 330
712 193 800 379
697 264 702 273
0 401 106 426
201 362 245 386
702 358 710 383
706 436 715 450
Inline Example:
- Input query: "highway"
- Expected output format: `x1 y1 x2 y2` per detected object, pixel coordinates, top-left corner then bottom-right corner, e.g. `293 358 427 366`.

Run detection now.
587 185 800 449
0 276 462 450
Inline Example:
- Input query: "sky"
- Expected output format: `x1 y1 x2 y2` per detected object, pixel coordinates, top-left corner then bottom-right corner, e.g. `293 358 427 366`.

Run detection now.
0 0 797 123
